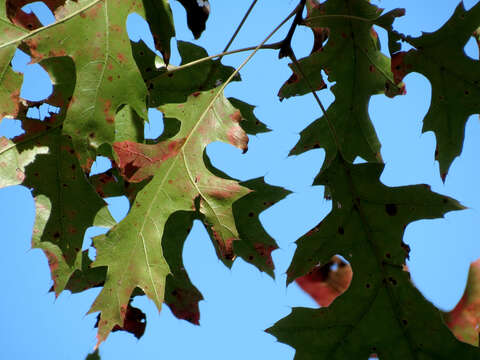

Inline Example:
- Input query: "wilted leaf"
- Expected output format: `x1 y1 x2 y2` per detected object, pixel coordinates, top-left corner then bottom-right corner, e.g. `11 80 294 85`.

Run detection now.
295 255 352 307
444 258 480 346
268 155 480 359
389 2 480 180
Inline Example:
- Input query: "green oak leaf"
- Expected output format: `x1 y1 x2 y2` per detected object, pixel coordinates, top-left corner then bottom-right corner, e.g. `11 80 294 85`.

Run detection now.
0 2 28 119
0 56 114 293
286 0 403 169
1 0 172 168
0 136 47 187
389 2 480 180
132 40 239 107
88 87 285 344
268 155 480 359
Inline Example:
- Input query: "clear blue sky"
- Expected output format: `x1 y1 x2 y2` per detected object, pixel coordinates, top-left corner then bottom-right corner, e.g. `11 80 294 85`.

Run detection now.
1 1 479 359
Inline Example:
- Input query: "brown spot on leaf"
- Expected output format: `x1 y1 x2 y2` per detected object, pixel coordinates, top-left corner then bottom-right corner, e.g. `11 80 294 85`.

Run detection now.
227 124 248 152
253 243 277 268
211 229 235 260
286 72 299 85
113 139 186 182
48 49 67 57
207 182 243 200
230 110 242 123
116 53 127 63
385 203 397 216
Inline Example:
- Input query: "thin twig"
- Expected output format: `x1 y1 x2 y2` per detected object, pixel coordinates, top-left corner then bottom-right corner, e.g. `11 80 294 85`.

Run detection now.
181 5 299 151
222 0 259 54
288 51 340 150
279 0 306 58
215 6 298 94
157 42 282 77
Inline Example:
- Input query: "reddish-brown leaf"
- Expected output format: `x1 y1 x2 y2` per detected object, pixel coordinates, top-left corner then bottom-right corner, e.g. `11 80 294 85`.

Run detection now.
444 258 480 346
295 255 352 307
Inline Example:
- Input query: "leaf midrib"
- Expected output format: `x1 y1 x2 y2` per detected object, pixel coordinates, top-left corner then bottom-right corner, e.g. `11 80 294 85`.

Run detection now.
122 89 235 306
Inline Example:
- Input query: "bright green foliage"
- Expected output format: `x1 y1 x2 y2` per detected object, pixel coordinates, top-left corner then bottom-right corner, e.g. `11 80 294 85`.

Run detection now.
388 2 480 179
268 155 478 359
88 88 267 344
0 0 479 358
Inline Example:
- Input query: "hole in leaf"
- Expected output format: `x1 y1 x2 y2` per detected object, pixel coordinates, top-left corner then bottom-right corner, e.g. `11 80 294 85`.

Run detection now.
144 108 164 139
353 156 367 164
464 37 479 60
126 13 157 52
0 118 24 138
11 49 30 73
106 196 130 223
83 226 110 261
320 69 335 90
90 156 112 176
11 47 53 101
25 103 60 121
373 25 389 57
21 2 55 26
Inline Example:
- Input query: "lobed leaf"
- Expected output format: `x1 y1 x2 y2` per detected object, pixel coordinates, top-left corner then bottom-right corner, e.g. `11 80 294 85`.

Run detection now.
295 255 352 307
0 56 114 293
88 88 286 344
132 40 240 107
0 0 173 168
389 2 480 180
268 155 480 359
286 0 403 170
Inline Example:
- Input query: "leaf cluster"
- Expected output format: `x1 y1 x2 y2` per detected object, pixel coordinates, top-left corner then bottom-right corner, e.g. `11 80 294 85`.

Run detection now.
0 0 479 358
